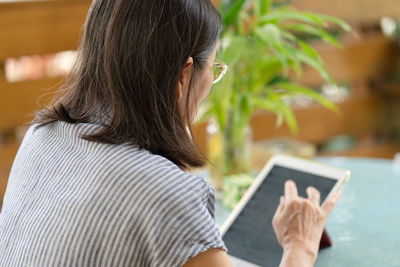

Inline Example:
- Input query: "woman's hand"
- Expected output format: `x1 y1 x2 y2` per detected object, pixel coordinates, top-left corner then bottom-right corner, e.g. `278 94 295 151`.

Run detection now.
272 180 341 267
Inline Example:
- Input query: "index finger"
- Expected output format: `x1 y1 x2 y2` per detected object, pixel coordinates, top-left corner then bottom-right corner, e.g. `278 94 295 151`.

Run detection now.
284 180 298 200
307 186 320 206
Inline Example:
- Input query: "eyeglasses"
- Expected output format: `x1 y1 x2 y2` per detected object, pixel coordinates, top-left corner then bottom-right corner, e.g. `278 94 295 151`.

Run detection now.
212 60 228 84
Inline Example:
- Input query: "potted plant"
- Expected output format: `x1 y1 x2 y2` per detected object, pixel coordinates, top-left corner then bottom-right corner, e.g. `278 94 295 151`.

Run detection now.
201 0 351 189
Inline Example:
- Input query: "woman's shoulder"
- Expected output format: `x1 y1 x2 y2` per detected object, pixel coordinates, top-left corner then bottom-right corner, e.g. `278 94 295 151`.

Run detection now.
121 151 213 207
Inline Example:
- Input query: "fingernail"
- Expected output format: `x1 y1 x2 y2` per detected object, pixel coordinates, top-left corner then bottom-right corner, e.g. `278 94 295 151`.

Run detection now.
287 180 295 186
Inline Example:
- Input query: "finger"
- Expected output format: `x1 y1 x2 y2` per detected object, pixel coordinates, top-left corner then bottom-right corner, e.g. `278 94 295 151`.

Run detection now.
273 196 285 224
278 196 285 212
321 190 341 215
307 186 321 206
284 180 298 200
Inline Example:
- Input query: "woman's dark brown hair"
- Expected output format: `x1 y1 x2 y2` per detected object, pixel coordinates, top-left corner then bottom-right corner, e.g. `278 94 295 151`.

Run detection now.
34 0 222 169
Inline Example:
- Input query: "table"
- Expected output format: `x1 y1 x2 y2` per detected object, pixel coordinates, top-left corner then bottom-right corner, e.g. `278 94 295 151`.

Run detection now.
214 157 400 267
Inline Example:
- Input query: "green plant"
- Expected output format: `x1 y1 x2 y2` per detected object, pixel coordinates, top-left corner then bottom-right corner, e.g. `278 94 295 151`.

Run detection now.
201 0 351 176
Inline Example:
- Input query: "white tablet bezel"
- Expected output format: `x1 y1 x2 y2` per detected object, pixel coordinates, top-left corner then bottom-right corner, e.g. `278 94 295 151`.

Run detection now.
220 154 350 236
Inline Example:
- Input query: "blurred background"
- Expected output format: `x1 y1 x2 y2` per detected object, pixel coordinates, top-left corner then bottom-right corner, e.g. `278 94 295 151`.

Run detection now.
1 0 400 207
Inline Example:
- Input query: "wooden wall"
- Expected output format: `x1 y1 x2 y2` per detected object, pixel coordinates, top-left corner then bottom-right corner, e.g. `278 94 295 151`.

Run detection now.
292 0 400 23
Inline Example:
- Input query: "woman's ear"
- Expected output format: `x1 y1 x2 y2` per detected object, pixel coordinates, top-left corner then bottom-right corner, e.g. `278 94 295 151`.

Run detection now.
177 57 194 102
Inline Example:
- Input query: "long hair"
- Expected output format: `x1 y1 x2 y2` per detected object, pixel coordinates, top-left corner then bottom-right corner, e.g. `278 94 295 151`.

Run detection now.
34 0 222 169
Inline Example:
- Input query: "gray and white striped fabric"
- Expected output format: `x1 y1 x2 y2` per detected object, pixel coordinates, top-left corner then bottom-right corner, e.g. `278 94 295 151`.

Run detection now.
0 121 226 267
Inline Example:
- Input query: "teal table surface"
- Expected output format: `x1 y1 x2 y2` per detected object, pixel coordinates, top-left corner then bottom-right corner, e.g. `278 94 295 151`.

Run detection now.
212 157 400 267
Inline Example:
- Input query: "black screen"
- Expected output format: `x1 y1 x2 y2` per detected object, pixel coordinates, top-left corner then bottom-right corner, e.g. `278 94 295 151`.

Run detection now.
222 165 337 266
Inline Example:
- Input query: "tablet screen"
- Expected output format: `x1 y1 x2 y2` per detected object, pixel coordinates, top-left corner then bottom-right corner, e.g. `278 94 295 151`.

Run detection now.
222 165 338 267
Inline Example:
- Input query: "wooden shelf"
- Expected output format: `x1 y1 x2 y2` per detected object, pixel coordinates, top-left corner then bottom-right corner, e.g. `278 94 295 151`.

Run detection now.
319 141 400 159
0 0 90 61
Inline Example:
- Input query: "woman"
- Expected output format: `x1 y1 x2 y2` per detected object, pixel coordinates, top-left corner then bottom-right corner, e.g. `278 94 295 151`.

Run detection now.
0 0 340 266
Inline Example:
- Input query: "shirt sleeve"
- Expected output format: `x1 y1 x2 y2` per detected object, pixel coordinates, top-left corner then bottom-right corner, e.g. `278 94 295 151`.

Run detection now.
152 175 227 267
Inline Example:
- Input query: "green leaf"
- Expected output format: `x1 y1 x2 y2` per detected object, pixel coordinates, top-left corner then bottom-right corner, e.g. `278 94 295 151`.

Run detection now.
284 23 342 47
281 30 298 42
271 41 302 77
277 83 340 113
254 0 271 20
209 87 224 128
312 13 352 32
222 0 247 28
259 9 325 26
221 35 247 66
252 92 298 134
272 96 298 133
251 96 284 127
254 24 290 72
254 24 282 46
252 97 276 110
237 94 252 127
267 75 291 85
252 57 284 91
237 9 248 35
293 46 334 83
260 0 271 15
298 40 321 60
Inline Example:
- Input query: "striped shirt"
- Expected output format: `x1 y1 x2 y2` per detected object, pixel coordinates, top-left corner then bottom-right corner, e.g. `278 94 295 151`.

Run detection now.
0 121 226 267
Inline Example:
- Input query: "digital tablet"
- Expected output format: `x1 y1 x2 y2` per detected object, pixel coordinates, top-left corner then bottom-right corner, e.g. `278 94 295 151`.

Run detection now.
221 154 350 267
